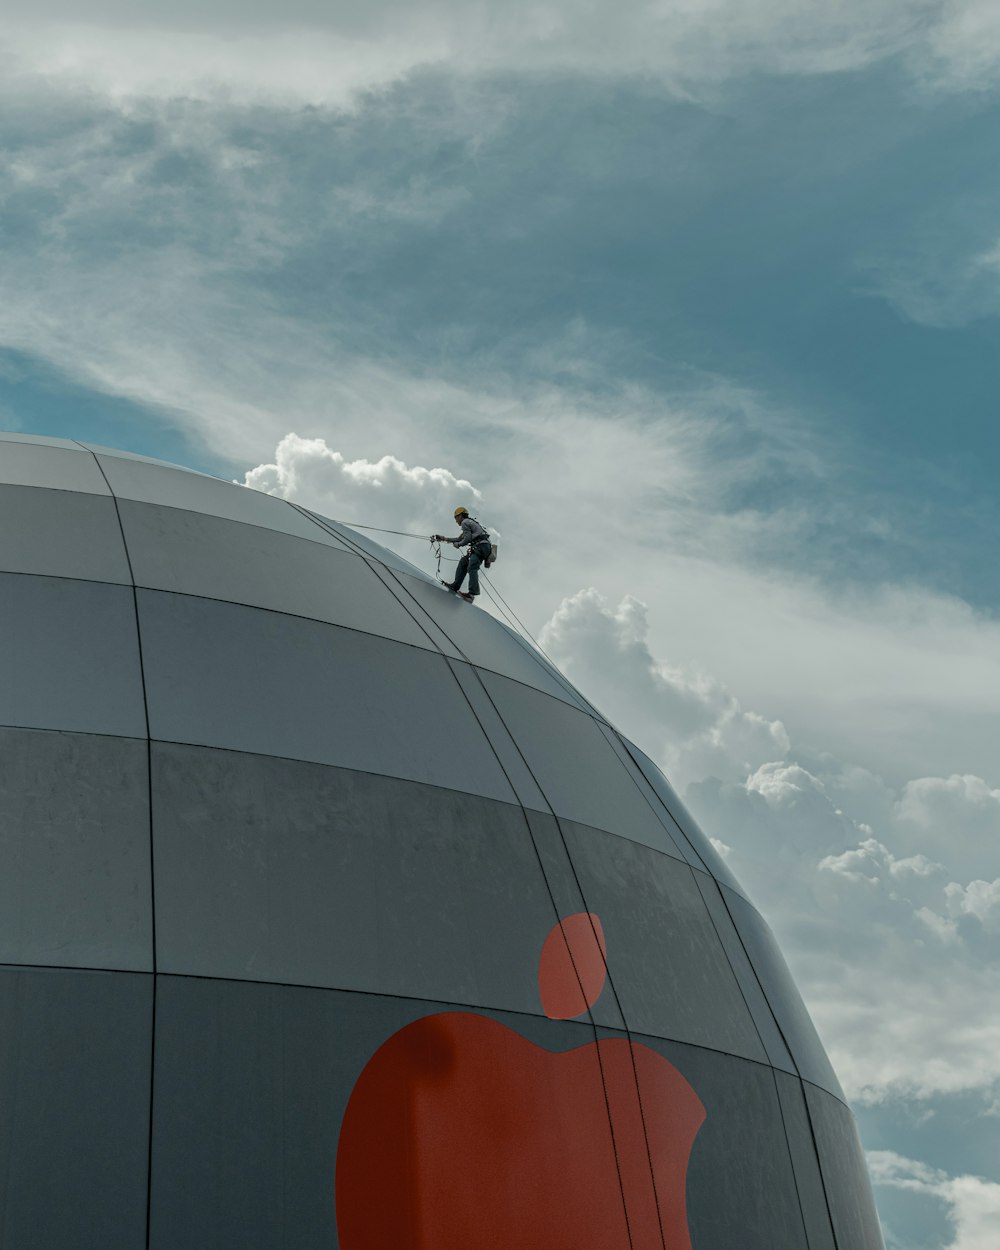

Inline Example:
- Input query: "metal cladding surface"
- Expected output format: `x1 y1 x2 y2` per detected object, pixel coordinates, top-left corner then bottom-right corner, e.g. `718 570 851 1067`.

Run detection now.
0 433 884 1250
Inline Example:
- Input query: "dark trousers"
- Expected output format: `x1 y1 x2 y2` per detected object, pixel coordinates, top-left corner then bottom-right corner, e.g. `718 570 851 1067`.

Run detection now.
452 541 490 596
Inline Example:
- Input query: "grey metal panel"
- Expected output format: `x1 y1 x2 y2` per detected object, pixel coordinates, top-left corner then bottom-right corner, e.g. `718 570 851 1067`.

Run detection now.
392 568 595 711
722 887 845 1100
616 735 752 895
0 574 146 738
118 500 432 648
479 671 681 854
139 590 515 802
0 729 151 971
447 661 549 811
692 870 796 1074
623 1034 811 1250
0 967 152 1250
153 742 559 1013
151 977 613 1250
365 559 465 658
95 453 351 547
78 442 205 472
594 723 689 859
150 976 383 1249
0 432 84 449
804 1083 886 1250
300 507 433 576
0 441 110 494
564 822 768 1060
0 485 131 584
522 809 627 1030
773 1071 838 1250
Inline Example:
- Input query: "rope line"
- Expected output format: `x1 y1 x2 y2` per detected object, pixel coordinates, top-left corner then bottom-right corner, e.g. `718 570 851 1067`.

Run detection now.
328 516 556 659
480 571 559 668
326 521 432 539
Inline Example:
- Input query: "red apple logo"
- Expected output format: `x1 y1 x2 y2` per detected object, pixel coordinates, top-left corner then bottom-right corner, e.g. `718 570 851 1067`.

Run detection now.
336 912 706 1248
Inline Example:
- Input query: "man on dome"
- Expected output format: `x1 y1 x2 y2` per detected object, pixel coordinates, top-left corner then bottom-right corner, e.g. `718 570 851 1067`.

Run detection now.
433 506 492 602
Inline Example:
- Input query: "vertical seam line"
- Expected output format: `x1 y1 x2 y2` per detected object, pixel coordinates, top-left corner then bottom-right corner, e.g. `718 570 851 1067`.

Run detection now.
81 444 158 1250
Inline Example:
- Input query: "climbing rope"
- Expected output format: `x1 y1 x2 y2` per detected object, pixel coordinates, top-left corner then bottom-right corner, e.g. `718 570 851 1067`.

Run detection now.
328 516 559 664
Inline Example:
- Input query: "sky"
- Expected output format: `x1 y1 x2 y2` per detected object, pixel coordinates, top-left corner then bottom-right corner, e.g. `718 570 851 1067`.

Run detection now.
2 3 1000 1246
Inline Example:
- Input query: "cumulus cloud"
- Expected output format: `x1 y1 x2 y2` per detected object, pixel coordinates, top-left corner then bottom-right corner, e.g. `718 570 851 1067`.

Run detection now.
539 588 789 789
690 754 1000 1104
539 585 1000 1111
242 432 483 535
869 1151 1000 1250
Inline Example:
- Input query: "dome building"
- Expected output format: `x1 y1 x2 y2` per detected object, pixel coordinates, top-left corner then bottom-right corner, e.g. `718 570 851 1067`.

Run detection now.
0 432 883 1249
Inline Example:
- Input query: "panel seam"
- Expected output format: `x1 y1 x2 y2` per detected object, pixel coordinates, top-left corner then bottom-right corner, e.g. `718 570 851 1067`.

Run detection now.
289 512 642 1249
82 445 158 1250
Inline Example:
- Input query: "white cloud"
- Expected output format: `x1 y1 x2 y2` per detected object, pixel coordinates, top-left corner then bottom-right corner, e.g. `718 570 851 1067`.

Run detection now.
862 232 1000 330
820 836 945 885
242 432 483 535
539 588 790 789
538 585 1000 1109
944 878 1000 927
869 1151 1000 1250
924 0 1000 92
3 1 1000 106
895 775 1000 884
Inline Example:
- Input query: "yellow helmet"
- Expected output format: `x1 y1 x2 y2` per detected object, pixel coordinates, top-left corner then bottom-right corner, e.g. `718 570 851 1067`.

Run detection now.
454 506 469 518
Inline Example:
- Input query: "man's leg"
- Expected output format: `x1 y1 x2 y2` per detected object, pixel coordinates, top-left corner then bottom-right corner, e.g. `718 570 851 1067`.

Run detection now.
449 552 470 591
467 546 484 596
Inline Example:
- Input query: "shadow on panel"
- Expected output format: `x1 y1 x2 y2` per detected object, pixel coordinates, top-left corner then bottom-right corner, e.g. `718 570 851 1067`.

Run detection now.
773 1070 838 1250
0 442 110 494
563 823 767 1061
118 500 431 649
138 591 515 803
0 729 152 971
96 455 347 546
620 1033 811 1250
614 736 752 896
805 1083 886 1250
299 508 431 579
153 743 563 1015
446 662 549 811
0 574 146 738
0 967 152 1250
479 672 680 855
721 888 845 1100
692 870 795 1074
521 809 627 1030
391 569 594 712
0 485 131 584
0 433 83 450
151 978 622 1250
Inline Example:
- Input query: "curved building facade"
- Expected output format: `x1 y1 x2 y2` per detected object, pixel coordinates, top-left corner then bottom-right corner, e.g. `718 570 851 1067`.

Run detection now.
0 432 883 1249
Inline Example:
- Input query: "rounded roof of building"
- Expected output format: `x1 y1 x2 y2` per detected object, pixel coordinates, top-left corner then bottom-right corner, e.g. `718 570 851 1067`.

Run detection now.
0 429 851 1113
0 429 749 890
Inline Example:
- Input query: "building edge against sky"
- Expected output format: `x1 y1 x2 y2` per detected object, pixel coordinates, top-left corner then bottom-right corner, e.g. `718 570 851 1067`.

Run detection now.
0 431 884 1249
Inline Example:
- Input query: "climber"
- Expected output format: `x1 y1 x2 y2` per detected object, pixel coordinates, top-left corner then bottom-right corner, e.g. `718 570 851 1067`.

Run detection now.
433 507 492 602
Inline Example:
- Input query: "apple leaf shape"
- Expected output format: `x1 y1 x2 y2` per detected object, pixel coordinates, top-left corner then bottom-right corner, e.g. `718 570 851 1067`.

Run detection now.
539 911 607 1020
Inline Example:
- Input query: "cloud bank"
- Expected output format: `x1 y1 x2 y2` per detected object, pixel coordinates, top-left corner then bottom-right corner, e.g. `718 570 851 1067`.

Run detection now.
539 586 1000 1111
7 2 1000 104
869 1151 1000 1250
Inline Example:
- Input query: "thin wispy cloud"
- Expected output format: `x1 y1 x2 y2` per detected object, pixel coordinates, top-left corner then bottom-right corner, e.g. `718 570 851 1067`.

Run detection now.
6 2 1000 104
